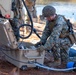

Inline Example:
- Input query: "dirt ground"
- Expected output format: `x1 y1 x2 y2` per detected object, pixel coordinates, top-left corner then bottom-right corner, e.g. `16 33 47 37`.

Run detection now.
0 60 76 75
0 22 76 75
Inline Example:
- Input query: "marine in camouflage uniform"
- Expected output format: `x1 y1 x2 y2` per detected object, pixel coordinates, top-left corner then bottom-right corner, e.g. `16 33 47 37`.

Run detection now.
35 5 72 65
41 15 71 63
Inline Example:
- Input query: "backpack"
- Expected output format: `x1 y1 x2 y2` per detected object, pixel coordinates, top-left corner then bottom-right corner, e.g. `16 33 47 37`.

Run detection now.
63 16 76 44
48 15 76 44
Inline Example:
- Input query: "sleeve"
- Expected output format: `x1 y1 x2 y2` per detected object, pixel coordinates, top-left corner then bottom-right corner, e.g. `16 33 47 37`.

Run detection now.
44 16 66 50
40 21 51 44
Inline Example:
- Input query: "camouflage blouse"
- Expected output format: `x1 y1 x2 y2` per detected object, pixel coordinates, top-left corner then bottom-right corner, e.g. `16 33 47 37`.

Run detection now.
40 15 69 50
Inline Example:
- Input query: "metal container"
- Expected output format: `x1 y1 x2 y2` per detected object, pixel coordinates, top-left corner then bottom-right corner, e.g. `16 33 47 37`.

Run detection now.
0 19 45 69
0 19 18 49
5 47 45 69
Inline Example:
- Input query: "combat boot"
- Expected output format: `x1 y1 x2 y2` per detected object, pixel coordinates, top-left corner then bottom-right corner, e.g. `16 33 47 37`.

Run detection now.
48 58 61 67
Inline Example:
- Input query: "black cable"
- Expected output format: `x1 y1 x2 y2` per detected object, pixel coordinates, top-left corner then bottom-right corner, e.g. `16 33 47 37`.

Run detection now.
17 0 33 39
18 0 41 39
33 28 41 39
21 0 33 27
18 24 33 39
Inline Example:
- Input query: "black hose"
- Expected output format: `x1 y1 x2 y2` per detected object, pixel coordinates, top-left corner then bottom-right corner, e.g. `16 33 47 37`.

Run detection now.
21 0 33 27
33 28 41 39
18 0 41 39
18 24 41 39
17 0 33 39
18 24 32 39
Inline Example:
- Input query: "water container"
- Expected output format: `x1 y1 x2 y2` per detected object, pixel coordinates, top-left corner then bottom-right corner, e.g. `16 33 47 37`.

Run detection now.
69 48 76 57
69 44 76 57
67 62 76 72
67 62 74 68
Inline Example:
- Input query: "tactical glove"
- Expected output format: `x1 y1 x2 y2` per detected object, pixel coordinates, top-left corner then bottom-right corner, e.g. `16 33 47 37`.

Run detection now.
35 41 42 47
35 41 45 47
37 45 45 53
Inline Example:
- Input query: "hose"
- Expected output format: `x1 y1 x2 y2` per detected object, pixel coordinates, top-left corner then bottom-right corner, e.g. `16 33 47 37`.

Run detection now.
21 0 33 26
33 28 41 39
18 0 41 39
34 62 76 72
18 24 33 39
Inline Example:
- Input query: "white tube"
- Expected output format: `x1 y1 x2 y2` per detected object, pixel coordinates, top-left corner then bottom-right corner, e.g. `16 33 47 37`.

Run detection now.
34 63 76 72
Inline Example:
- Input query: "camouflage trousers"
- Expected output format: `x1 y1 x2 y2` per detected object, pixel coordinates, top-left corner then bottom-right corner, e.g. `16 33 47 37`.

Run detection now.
51 38 72 63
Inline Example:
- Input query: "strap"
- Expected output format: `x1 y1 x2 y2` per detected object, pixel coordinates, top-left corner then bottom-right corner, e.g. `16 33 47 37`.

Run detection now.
68 34 76 44
62 15 76 44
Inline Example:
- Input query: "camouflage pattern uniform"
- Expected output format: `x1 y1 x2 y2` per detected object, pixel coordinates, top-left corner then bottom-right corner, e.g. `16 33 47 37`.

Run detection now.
40 15 72 63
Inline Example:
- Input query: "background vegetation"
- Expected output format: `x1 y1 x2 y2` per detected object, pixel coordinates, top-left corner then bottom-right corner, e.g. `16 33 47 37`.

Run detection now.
36 0 76 4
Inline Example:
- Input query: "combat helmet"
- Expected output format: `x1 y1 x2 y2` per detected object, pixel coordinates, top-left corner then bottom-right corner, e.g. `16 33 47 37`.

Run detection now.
42 5 56 17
